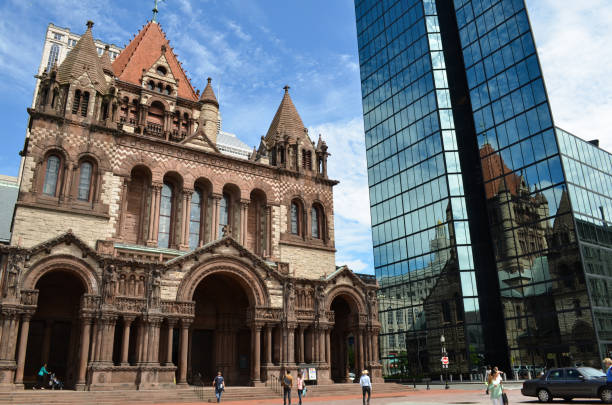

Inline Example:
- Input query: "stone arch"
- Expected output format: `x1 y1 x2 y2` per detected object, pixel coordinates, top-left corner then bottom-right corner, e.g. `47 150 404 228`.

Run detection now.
176 256 269 307
117 153 159 178
246 182 277 204
145 95 171 110
326 285 366 314
21 254 99 295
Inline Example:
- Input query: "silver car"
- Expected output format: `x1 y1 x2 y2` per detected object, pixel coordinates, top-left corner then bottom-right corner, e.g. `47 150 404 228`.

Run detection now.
521 367 611 403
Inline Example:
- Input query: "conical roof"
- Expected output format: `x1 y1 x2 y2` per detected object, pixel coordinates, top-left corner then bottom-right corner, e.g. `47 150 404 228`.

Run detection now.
200 77 218 106
100 45 114 75
112 21 198 101
265 86 307 142
57 21 107 93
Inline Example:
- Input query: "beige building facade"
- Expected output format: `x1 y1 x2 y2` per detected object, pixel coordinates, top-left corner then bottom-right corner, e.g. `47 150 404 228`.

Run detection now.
0 19 381 390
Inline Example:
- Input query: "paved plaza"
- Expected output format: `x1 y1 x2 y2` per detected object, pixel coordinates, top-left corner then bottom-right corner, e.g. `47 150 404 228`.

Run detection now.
143 385 602 405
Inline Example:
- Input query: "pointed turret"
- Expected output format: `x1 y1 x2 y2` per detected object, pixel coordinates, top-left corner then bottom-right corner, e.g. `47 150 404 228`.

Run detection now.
265 86 307 143
100 45 114 76
200 77 219 107
57 20 107 93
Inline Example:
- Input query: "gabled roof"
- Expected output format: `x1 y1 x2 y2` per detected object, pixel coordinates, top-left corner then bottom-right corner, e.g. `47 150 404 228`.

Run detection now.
265 86 308 143
480 143 522 199
200 77 218 106
57 21 107 93
112 21 198 101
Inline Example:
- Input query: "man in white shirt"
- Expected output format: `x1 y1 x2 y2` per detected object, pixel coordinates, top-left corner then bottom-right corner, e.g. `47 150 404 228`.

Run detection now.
359 369 372 405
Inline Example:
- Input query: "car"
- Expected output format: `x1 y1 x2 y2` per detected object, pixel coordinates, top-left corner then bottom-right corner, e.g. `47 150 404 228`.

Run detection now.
521 366 612 403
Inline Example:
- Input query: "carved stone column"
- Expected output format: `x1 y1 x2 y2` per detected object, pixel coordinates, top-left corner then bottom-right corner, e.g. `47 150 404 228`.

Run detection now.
120 317 134 365
211 194 222 241
147 183 162 246
319 327 325 365
116 176 130 239
264 205 272 258
101 315 117 364
0 311 19 362
325 329 331 365
265 325 273 365
298 326 305 364
178 319 191 385
251 324 262 385
287 324 295 365
166 319 177 365
240 199 249 246
357 330 365 373
76 317 92 390
373 330 379 362
14 313 32 387
180 189 193 250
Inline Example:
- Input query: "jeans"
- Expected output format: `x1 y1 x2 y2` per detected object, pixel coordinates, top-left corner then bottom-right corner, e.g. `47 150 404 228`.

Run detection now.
362 386 371 405
215 389 222 402
297 388 303 404
283 387 292 405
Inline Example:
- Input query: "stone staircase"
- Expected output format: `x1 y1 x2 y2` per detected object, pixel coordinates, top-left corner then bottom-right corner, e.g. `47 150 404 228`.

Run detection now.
0 382 412 404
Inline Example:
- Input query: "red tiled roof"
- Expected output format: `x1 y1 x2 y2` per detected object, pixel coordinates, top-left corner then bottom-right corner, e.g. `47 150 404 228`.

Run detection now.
480 144 521 199
112 21 198 101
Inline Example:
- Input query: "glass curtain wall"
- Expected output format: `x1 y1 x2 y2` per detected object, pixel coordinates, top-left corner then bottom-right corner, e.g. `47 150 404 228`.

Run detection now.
557 128 612 360
452 0 599 370
356 0 485 378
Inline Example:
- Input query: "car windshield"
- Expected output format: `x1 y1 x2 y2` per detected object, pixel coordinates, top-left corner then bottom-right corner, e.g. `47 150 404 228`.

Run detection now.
577 367 605 378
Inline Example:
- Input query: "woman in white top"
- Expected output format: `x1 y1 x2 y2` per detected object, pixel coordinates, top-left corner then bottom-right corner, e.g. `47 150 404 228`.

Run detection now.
486 367 504 405
297 371 305 405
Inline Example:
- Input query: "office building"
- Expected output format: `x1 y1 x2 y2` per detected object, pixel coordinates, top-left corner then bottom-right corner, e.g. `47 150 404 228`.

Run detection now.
355 0 612 377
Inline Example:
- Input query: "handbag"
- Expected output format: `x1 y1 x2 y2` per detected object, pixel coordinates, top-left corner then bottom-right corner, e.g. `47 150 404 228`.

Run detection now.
303 387 307 397
502 392 509 405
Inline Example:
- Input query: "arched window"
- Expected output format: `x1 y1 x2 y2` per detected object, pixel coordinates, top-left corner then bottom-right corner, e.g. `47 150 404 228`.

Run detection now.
158 183 173 248
290 201 300 235
72 90 81 114
80 91 90 117
43 155 61 196
77 161 93 201
148 81 155 90
156 66 167 76
218 193 230 237
165 85 172 95
46 44 60 72
189 189 203 249
302 150 312 170
311 206 320 238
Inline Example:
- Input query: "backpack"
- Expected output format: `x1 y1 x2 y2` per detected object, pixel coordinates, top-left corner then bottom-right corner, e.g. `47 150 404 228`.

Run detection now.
283 376 291 387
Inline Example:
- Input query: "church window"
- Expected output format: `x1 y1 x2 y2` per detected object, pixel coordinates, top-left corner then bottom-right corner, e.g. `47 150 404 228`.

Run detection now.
147 81 155 90
218 193 230 237
156 66 167 76
72 90 81 114
43 155 61 196
156 82 163 93
189 189 203 249
302 150 312 170
80 91 90 117
290 200 303 235
53 32 63 41
165 85 172 95
46 44 60 72
77 161 93 201
158 183 174 248
311 206 319 238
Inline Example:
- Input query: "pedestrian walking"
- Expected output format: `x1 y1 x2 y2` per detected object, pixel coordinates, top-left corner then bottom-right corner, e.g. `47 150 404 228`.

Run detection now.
281 369 293 405
212 371 225 403
484 365 492 394
36 363 50 389
487 366 504 405
296 371 305 405
359 369 371 405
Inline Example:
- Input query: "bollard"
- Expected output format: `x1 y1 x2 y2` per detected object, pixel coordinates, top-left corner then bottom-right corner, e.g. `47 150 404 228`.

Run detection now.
459 373 463 382
413 377 416 389
427 379 430 390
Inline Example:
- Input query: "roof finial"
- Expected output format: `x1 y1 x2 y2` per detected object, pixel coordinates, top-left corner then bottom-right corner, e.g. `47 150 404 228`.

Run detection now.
207 77 212 84
283 85 290 93
152 0 165 23
86 20 94 30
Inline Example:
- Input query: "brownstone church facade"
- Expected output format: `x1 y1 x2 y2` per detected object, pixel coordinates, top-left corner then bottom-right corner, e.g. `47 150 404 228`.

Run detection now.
0 20 381 390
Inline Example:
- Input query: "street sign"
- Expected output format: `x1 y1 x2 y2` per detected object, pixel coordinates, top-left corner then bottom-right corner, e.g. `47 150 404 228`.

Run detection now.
441 356 449 365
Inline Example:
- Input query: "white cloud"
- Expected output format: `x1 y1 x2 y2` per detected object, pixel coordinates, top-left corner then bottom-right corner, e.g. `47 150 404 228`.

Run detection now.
309 117 374 274
527 0 612 150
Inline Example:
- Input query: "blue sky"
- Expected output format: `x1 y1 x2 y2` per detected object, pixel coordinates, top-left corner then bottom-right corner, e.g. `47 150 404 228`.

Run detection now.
0 0 611 274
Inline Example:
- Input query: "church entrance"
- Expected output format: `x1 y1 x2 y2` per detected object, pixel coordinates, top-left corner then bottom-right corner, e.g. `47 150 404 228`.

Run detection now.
24 271 86 389
190 273 252 385
330 295 356 382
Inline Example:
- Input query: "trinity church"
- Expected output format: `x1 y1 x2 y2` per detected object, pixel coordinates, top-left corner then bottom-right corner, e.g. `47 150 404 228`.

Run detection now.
0 18 381 390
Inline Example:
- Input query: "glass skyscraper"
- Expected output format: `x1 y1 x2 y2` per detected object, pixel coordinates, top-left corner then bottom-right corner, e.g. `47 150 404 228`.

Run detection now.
355 0 612 378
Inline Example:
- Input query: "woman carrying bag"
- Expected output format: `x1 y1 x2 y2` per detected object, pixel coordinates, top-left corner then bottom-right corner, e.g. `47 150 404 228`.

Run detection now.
487 367 507 405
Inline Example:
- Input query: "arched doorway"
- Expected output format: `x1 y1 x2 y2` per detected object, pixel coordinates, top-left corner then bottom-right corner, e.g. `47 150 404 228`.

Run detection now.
190 272 253 385
24 270 86 388
330 295 357 383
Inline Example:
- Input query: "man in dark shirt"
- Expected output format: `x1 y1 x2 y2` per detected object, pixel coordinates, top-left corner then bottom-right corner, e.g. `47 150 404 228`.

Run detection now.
213 371 225 403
